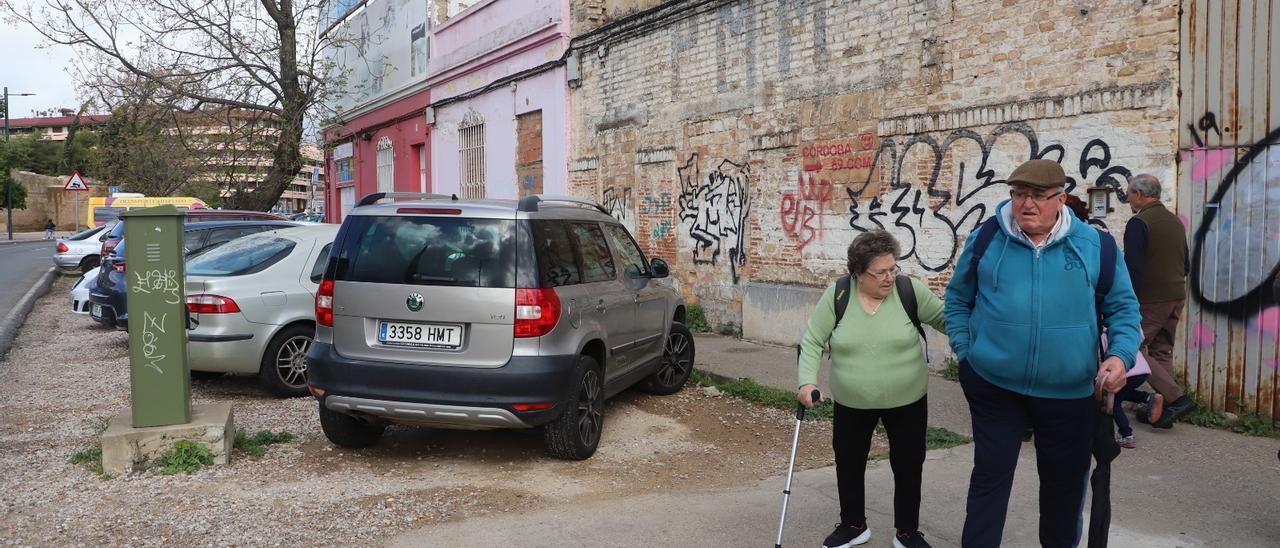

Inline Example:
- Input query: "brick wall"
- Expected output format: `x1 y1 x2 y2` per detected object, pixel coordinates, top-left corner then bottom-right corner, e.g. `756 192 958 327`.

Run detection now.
567 0 1180 337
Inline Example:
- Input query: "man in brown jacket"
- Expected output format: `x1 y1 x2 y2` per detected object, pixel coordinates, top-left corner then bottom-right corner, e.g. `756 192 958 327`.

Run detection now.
1124 173 1196 428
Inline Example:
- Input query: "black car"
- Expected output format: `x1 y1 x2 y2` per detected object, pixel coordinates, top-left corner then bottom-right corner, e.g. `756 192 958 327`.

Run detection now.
89 220 299 329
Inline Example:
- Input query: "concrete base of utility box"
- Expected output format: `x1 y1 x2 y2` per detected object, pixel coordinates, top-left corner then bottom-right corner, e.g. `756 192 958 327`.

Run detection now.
101 402 235 475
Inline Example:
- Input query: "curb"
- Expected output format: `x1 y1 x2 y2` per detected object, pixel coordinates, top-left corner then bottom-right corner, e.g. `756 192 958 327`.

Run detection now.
0 267 59 360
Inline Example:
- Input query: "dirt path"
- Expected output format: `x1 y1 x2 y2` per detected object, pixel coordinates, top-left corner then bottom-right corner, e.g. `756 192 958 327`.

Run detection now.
0 277 883 545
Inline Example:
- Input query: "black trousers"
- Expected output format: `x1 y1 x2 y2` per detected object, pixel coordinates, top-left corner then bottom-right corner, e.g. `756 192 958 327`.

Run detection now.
959 361 1094 548
832 395 927 532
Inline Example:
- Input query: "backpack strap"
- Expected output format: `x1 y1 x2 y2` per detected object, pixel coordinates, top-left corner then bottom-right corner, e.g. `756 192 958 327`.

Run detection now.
967 217 1003 283
895 274 925 341
1095 227 1117 302
833 275 852 327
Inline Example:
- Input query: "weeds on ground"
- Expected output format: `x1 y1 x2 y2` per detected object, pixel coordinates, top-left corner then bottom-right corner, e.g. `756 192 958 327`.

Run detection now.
1232 413 1280 438
925 427 971 449
155 440 215 475
234 430 297 457
691 369 833 420
69 446 104 475
941 357 960 382
717 321 743 339
1179 393 1230 428
685 305 712 333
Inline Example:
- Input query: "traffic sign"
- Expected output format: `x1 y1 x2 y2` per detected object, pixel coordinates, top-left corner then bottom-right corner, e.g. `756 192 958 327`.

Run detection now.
64 171 89 191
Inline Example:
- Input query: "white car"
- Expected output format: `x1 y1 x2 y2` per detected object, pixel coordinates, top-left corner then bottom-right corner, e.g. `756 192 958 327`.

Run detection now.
184 224 339 396
70 269 100 315
53 224 112 273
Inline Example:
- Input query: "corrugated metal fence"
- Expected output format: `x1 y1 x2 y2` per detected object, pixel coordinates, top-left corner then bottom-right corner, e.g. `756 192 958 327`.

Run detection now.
1176 0 1280 419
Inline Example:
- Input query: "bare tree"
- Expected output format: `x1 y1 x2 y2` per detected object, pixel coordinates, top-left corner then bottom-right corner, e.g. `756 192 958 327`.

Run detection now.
4 0 338 210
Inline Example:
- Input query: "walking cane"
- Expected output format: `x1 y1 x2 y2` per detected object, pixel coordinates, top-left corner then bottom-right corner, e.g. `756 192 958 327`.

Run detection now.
776 344 820 548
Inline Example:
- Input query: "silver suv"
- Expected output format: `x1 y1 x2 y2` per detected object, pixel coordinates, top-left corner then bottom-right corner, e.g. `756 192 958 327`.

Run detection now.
306 193 695 460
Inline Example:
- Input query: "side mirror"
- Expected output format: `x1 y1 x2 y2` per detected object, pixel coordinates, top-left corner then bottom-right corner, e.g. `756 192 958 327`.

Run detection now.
649 258 670 279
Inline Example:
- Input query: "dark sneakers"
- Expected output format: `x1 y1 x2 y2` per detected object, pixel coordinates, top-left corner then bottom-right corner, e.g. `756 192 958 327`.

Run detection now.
893 530 932 548
823 522 871 548
1153 395 1197 428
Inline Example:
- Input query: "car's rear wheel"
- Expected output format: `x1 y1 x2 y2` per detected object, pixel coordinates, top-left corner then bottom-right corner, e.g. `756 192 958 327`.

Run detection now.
259 324 313 398
544 355 604 460
641 323 695 395
318 404 385 449
79 255 100 273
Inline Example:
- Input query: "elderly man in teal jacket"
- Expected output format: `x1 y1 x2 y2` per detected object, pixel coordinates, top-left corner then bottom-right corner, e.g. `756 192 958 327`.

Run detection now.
944 159 1142 548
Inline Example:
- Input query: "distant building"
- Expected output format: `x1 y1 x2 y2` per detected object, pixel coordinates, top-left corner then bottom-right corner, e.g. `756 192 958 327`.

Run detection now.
4 108 111 141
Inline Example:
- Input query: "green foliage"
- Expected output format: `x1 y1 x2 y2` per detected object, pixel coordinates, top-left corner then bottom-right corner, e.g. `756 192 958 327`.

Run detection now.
1179 393 1229 428
156 440 215 475
69 446 103 474
942 357 960 381
717 321 743 339
925 427 971 449
690 369 833 421
1231 413 1280 438
0 132 97 178
0 177 27 210
234 430 296 458
684 305 712 333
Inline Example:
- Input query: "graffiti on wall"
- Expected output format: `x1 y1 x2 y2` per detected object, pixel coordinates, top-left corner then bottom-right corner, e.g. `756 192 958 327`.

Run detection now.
1188 120 1280 327
678 153 752 283
602 186 633 226
780 173 834 251
641 192 675 241
844 122 1134 272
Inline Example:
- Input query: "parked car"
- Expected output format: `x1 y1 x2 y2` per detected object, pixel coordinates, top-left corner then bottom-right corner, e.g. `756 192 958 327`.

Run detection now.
185 224 338 396
53 224 110 273
89 220 299 329
306 193 693 460
70 268 100 315
96 209 287 258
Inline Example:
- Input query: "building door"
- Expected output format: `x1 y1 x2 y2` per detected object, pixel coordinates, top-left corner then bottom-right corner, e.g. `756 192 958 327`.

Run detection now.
1176 0 1280 419
340 186 355 221
516 110 544 198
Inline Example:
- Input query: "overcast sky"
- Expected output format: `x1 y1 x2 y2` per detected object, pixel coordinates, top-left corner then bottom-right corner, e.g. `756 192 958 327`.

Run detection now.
0 17 82 117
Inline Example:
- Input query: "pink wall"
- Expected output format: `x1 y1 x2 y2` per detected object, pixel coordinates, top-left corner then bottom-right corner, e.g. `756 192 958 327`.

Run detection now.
323 88 431 222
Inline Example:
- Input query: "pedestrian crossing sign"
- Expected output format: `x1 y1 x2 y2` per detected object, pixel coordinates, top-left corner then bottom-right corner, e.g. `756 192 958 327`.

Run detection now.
64 171 89 191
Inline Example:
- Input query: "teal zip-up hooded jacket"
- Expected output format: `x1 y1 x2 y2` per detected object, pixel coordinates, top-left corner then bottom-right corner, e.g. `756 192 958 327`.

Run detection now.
944 199 1143 399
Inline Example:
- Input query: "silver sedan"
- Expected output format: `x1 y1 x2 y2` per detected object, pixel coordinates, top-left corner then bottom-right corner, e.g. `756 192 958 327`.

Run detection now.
53 224 111 272
184 224 338 397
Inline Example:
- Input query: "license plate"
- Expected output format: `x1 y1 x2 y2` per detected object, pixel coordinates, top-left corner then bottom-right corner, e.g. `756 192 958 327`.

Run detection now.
378 321 462 349
92 304 103 317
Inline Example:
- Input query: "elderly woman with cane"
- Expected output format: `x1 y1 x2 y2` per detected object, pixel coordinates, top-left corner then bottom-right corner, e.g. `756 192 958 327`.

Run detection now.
797 229 945 548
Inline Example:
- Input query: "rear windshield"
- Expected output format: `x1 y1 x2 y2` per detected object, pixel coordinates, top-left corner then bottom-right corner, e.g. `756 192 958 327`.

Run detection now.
67 226 104 241
107 220 126 239
340 215 516 288
186 236 296 277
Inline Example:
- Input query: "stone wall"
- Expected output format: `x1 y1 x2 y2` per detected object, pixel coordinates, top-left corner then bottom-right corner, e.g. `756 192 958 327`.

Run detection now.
567 0 1180 346
4 171 103 232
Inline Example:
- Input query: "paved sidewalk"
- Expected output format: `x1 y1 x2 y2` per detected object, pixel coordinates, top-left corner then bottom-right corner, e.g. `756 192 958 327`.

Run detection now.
0 231 59 245
397 334 1280 547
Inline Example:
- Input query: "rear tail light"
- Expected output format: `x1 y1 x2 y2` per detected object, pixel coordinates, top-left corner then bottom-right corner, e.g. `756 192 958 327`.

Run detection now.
514 288 561 338
112 261 126 274
56 242 69 253
316 279 334 327
512 402 556 412
397 207 461 215
186 294 241 314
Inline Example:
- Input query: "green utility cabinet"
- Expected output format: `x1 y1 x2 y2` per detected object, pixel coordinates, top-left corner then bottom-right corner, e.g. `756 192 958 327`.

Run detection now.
120 205 191 427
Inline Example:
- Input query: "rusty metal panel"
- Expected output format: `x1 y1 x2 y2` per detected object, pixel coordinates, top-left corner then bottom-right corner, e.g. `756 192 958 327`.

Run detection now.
1178 0 1280 420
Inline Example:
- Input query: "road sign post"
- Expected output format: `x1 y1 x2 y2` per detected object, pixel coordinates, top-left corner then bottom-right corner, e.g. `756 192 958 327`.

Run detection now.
64 171 89 233
120 205 190 427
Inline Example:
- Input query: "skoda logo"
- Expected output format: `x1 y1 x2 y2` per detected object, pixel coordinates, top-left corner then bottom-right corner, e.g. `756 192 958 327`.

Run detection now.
406 292 424 312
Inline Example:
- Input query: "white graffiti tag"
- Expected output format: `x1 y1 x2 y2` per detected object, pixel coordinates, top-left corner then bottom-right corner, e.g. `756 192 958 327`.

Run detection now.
133 269 182 305
141 311 168 374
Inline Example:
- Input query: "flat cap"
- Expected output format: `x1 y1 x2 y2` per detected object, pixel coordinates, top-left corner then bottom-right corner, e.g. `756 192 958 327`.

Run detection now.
1006 159 1067 189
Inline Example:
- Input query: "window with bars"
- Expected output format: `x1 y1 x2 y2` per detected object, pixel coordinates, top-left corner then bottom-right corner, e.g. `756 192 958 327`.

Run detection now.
458 111 486 198
376 136 394 193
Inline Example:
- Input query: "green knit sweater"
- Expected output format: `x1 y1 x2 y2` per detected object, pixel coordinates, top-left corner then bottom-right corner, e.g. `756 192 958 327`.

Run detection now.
798 276 946 409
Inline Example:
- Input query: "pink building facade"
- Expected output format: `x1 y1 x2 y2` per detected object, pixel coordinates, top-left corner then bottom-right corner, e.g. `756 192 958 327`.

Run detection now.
426 0 572 199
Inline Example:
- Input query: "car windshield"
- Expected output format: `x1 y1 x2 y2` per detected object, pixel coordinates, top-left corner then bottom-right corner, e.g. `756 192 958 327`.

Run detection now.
342 215 516 288
186 236 296 277
107 221 126 239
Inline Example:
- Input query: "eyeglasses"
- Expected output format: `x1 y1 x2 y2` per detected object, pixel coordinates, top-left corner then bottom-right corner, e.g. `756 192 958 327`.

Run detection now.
1009 189 1064 204
864 265 902 280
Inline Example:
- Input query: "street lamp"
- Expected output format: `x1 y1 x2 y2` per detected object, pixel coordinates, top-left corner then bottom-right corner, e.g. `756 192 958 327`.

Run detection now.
3 86 37 240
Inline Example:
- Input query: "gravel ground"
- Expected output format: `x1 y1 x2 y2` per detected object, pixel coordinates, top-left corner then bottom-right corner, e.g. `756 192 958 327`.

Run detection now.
0 277 885 546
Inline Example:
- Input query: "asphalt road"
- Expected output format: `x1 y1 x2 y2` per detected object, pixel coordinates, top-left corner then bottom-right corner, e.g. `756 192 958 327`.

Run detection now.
0 241 57 316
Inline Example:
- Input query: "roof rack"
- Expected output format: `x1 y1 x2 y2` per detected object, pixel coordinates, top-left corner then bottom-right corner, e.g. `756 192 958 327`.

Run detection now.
356 192 458 208
517 194 610 215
